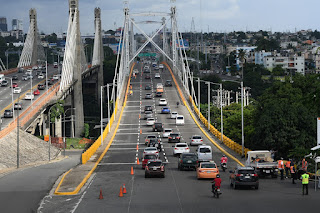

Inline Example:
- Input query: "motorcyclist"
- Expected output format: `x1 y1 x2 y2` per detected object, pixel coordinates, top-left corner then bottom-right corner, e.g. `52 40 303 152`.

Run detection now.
220 155 228 164
176 101 179 108
212 174 222 192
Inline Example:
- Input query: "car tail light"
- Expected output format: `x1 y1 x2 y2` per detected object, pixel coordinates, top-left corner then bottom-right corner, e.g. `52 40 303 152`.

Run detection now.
236 174 243 177
199 170 204 173
161 166 164 171
168 137 172 139
192 140 194 141
251 174 258 177
177 137 180 139
156 152 159 154
174 148 178 150
186 148 189 150
196 161 198 164
180 160 183 163
200 140 203 141
146 166 149 170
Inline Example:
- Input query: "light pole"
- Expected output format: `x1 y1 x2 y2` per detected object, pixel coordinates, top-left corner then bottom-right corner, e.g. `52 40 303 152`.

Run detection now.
30 69 33 107
48 105 56 161
197 77 200 118
63 107 76 157
101 85 106 146
17 94 20 168
6 77 15 118
46 61 48 94
207 82 210 129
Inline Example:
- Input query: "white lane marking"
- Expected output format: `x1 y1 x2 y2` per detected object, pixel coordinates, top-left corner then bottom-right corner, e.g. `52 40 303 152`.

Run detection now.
127 176 135 213
98 162 137 165
70 191 87 213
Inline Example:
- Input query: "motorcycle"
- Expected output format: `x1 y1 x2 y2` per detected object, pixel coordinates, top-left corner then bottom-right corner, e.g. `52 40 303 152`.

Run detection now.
212 185 221 198
221 163 227 172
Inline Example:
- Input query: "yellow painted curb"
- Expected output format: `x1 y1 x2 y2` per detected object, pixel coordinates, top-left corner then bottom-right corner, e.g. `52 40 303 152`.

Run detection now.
54 64 135 195
163 62 244 167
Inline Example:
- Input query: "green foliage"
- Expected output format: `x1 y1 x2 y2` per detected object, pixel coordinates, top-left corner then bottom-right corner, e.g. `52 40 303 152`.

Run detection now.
255 38 280 51
84 123 90 138
50 100 65 123
272 65 286 76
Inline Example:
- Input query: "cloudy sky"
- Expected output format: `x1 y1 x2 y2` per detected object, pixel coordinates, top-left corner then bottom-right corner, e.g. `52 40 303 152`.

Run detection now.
1 0 320 35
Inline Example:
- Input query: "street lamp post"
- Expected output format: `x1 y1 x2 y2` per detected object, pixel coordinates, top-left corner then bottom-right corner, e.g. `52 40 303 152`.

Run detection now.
107 84 111 132
17 94 20 168
48 105 56 161
46 61 48 94
197 77 200 118
207 82 210 129
101 85 106 146
30 69 33 107
63 108 76 157
220 83 223 143
7 77 15 118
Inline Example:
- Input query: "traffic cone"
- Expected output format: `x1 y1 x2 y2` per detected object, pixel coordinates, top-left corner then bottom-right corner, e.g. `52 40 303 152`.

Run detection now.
131 166 134 175
140 129 142 134
119 186 123 197
136 144 139 150
99 189 103 199
139 114 141 119
137 158 140 165
123 184 127 194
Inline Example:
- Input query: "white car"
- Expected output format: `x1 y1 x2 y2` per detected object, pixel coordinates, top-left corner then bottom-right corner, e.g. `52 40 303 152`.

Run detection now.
53 75 59 80
162 128 173 138
170 111 178 119
13 87 21 94
146 118 155 126
159 99 167 106
155 73 161 78
25 92 34 100
143 147 159 157
176 115 185 125
190 135 203 146
38 74 44 79
159 64 164 69
173 143 190 156
156 83 163 89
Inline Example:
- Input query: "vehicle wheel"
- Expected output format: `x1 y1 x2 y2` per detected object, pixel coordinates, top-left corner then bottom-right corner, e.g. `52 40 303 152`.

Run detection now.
162 173 165 178
255 185 259 190
216 191 219 199
230 180 233 187
233 183 237 190
145 174 149 178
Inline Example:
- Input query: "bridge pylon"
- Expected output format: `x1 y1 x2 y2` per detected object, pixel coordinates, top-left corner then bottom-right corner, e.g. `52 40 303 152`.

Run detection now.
18 8 45 67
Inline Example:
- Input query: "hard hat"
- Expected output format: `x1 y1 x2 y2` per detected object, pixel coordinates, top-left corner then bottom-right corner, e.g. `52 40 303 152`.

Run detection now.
222 155 225 157
216 174 220 178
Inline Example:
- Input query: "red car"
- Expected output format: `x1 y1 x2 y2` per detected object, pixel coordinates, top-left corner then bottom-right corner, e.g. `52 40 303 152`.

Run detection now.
33 89 40 95
142 154 158 169
12 82 18 88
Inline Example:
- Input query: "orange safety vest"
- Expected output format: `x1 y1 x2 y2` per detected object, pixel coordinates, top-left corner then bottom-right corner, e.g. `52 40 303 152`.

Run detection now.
302 159 307 170
285 161 291 168
290 166 295 173
278 160 284 169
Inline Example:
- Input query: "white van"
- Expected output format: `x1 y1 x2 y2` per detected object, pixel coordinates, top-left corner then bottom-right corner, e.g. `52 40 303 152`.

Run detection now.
0 74 4 83
197 145 212 161
176 115 185 125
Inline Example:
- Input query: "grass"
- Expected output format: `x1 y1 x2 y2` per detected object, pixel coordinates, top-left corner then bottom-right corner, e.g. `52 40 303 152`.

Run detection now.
66 138 86 149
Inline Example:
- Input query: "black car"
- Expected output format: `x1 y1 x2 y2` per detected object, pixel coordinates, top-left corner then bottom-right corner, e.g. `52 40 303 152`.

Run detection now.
1 80 8 87
18 67 24 73
168 133 181 143
3 109 13 118
145 84 151 90
165 80 172 87
229 166 259 189
145 160 165 178
12 75 18 80
14 103 23 110
144 105 153 112
178 153 198 170
38 84 46 90
47 79 54 85
155 92 163 97
147 138 161 152
152 122 163 132
145 93 152 99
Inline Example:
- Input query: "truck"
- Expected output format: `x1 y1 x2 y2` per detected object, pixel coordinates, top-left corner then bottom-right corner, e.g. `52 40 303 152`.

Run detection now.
0 74 4 83
245 150 278 178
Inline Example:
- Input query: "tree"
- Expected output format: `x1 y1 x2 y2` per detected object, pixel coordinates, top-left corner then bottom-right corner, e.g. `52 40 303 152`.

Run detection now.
50 100 65 123
255 38 280 51
272 65 285 76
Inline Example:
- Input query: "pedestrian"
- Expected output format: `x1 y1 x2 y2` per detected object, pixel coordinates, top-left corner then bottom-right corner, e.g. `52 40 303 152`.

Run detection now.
301 171 309 195
301 158 308 172
278 158 284 180
290 165 296 184
285 159 291 178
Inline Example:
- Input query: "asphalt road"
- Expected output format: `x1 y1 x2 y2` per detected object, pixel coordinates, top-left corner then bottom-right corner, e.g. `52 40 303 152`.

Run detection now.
0 65 60 129
38 63 320 213
0 150 81 213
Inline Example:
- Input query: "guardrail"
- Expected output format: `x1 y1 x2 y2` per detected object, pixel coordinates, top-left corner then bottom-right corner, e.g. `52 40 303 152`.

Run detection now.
0 81 60 139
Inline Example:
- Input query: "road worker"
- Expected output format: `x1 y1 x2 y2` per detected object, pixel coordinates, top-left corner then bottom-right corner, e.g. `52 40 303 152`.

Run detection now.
290 164 296 184
278 158 284 180
301 171 309 195
302 158 308 172
285 159 291 178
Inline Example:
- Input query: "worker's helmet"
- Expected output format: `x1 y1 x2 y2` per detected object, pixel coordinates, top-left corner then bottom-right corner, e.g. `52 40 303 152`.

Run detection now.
222 155 225 157
216 174 220 178
281 157 283 160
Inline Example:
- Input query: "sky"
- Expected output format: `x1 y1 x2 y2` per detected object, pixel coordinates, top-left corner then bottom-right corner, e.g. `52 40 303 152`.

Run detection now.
1 0 320 35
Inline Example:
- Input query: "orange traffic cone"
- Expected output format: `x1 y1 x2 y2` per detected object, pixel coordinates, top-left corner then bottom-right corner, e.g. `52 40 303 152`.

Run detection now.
140 129 142 134
131 166 134 175
123 184 127 194
137 158 140 165
119 186 123 197
99 189 103 199
136 144 139 150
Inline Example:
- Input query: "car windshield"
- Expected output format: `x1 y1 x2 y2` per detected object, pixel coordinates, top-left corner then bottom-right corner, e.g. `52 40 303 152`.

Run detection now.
144 155 157 160
148 162 162 167
238 170 255 175
192 136 202 139
183 155 197 160
199 148 211 153
172 112 177 115
176 144 187 147
170 133 179 137
147 135 156 139
177 117 183 119
145 147 157 151
201 163 216 168
164 129 172 132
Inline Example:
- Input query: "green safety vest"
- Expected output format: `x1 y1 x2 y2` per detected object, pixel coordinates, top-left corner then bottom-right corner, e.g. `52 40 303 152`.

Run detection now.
301 174 309 184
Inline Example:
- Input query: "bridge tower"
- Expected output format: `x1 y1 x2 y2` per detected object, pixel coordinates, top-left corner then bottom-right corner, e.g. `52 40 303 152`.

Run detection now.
92 7 104 101
18 8 45 67
60 0 87 137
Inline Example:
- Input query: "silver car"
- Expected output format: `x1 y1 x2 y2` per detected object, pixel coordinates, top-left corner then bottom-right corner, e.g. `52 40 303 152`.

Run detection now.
143 147 159 158
144 111 153 120
190 135 203 146
162 128 173 138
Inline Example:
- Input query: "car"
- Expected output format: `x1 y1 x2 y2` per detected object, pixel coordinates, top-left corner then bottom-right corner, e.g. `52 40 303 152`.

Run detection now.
133 69 139 75
156 83 163 89
13 87 21 94
145 160 165 178
173 143 190 156
143 147 159 158
25 69 32 75
176 115 185 125
38 84 45 90
146 118 155 126
152 62 157 67
47 79 54 85
38 74 44 79
144 68 150 73
36 70 42 75
142 154 158 169
14 102 22 110
190 135 203 146
152 122 163 132
159 99 167 106
154 65 159 70
178 153 198 170
196 145 212 162
197 161 220 179
25 92 34 100
12 75 18 80
144 111 153 120
161 107 170 114
18 67 24 73
22 75 28 81
170 112 178 119
147 138 161 152
3 109 13 118
145 84 152 90
53 75 59 80
145 135 158 145
165 80 172 87
32 66 38 70
27 74 33 79
145 93 152 99
162 128 173 138
11 82 18 88
1 80 8 87
53 62 58 68
144 105 153 112
38 65 44 70
155 92 163 97
145 74 151 79
159 64 164 69
229 166 259 189
168 133 181 143
155 73 161 78
33 89 40 95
